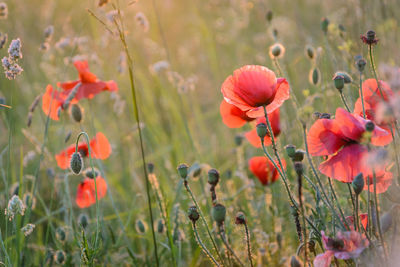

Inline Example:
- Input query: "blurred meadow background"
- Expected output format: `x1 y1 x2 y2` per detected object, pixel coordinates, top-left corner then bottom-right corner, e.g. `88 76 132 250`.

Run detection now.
1 0 400 266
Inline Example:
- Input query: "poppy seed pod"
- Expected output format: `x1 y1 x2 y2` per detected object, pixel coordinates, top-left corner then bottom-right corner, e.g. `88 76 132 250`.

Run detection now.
356 58 367 72
285 144 296 158
293 149 305 162
335 71 352 84
333 75 345 91
294 162 304 175
177 163 189 179
235 211 246 224
269 43 285 59
212 204 226 225
208 168 220 186
290 255 302 267
77 213 89 229
188 205 199 223
365 121 375 132
54 250 66 265
352 173 364 195
70 104 83 123
321 17 329 34
70 152 83 175
309 67 320 85
256 123 268 139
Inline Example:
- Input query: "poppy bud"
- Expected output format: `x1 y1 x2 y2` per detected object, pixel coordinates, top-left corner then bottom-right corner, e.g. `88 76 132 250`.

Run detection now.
188 205 199 223
70 152 83 175
135 219 148 234
55 227 67 243
235 134 244 146
177 163 189 179
147 163 155 174
320 113 331 119
212 204 226 225
294 162 303 175
84 168 99 179
365 121 375 132
208 168 220 186
334 71 352 84
235 211 246 224
77 213 89 229
352 173 364 195
333 74 345 91
46 168 55 178
293 149 305 162
157 219 165 234
269 43 285 59
355 57 367 72
285 144 296 158
312 112 321 120
23 193 36 210
266 10 273 22
290 255 302 267
309 67 320 85
321 17 329 34
54 250 66 265
256 123 268 139
70 104 83 123
305 45 315 60
272 28 278 39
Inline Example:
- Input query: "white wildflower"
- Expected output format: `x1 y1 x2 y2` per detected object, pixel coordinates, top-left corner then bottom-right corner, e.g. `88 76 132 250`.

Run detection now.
21 223 35 236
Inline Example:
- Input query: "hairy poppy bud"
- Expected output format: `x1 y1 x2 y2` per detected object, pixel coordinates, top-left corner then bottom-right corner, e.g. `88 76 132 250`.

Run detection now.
285 144 296 158
266 10 273 22
234 134 244 146
333 74 345 91
70 152 83 175
335 71 352 84
293 149 305 162
256 123 268 139
305 45 315 60
188 205 199 223
54 250 66 265
70 104 83 123
157 219 165 234
352 173 364 195
235 211 246 224
269 43 285 59
56 227 67 243
208 168 220 186
355 57 367 72
365 121 375 132
77 213 89 228
147 163 155 174
135 219 147 234
290 255 302 267
212 204 226 225
321 17 329 34
309 67 320 85
177 163 189 179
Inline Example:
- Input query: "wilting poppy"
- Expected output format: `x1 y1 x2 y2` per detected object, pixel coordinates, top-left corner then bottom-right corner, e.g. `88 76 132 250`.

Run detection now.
248 156 286 185
345 213 368 230
41 85 70 120
354 79 393 143
314 230 369 267
307 108 390 183
76 175 107 208
220 99 255 128
221 65 289 118
245 108 280 147
55 132 111 169
58 60 118 101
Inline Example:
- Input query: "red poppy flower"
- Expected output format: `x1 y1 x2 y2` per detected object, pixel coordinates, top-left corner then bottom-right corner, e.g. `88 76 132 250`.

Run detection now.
248 156 286 185
76 175 108 208
245 108 280 147
363 169 393 194
58 60 118 101
220 99 255 128
221 65 290 118
307 108 390 183
354 79 393 143
55 132 111 169
345 213 368 231
41 85 70 120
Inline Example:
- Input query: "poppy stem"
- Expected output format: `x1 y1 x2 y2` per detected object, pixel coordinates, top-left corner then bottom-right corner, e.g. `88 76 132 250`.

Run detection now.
243 220 254 267
347 183 356 228
358 71 366 119
296 168 308 266
192 222 220 267
355 194 360 232
218 224 245 267
339 91 351 113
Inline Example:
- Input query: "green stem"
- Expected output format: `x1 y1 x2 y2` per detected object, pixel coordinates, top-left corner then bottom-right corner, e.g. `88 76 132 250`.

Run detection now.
359 72 366 119
243 222 254 267
192 223 220 266
339 91 351 113
218 225 244 267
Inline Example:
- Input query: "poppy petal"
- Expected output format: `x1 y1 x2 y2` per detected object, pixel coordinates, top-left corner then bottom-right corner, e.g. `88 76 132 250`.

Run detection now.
314 251 334 267
42 85 66 120
220 99 252 128
90 132 111 159
74 60 98 83
334 108 365 141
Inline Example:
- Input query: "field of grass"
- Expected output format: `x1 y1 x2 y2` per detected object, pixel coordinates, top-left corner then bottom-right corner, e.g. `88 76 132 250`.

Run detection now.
1 0 400 266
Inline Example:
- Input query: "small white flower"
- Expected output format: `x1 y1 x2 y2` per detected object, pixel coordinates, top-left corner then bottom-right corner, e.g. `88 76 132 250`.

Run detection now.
21 224 35 236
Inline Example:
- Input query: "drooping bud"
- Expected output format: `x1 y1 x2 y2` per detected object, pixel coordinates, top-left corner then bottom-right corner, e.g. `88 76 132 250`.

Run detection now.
70 152 83 175
135 219 148 234
352 173 364 195
54 250 66 265
235 211 246 225
355 57 367 72
70 104 83 123
365 121 375 132
256 123 268 139
321 17 329 34
212 204 226 225
269 43 285 59
188 205 200 223
77 213 89 229
333 74 345 91
285 144 296 158
334 71 352 84
208 168 220 186
177 163 189 179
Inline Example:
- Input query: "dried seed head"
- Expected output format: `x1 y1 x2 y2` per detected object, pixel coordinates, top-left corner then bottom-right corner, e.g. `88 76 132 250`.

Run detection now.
352 173 364 195
77 213 89 229
177 163 189 179
70 152 83 175
235 211 246 225
212 203 226 225
188 205 200 223
54 250 66 265
207 168 220 186
69 104 83 123
256 123 268 139
21 223 35 237
269 43 285 59
333 74 345 91
361 30 379 45
285 144 296 158
135 219 148 234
